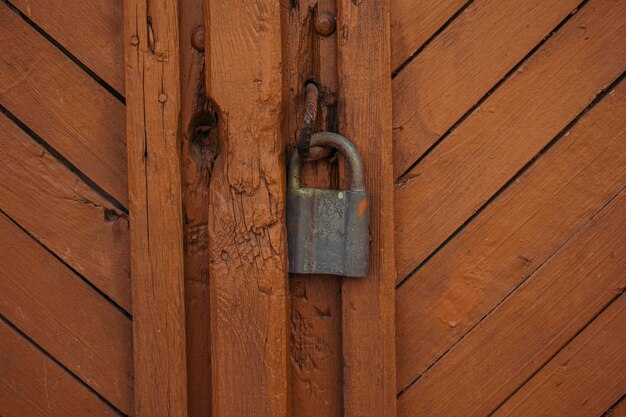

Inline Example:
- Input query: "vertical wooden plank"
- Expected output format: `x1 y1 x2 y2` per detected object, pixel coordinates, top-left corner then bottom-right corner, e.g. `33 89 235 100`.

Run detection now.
124 0 188 416
337 0 397 416
282 2 343 417
205 1 290 417
179 1 217 416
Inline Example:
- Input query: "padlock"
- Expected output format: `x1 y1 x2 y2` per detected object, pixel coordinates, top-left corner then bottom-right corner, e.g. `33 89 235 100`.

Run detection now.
287 132 370 277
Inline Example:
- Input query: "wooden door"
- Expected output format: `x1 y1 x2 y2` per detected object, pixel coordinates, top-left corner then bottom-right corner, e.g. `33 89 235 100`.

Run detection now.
1 0 625 417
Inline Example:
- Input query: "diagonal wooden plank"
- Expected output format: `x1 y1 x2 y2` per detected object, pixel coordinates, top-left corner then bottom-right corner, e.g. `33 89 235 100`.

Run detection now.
390 0 467 71
398 189 626 417
0 212 133 415
0 113 131 311
396 79 626 390
493 294 626 417
604 397 626 417
9 0 125 93
0 319 122 417
0 4 127 206
392 0 583 178
395 0 626 280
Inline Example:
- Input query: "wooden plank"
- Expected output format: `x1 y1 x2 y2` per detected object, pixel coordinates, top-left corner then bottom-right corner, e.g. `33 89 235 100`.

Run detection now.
0 320 120 417
390 0 466 71
282 2 343 417
392 0 582 178
394 0 626 279
0 113 131 311
10 0 125 93
123 1 188 416
0 4 127 206
396 80 626 390
336 1 396 416
397 190 626 417
204 2 290 417
493 295 626 417
178 1 216 416
605 398 626 417
0 213 133 414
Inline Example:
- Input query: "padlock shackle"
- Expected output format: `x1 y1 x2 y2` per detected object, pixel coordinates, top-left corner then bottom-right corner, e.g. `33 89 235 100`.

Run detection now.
289 132 366 191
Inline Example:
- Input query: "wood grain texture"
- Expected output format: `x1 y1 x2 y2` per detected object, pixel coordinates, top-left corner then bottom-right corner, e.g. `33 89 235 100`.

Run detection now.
394 0 626 280
0 320 119 417
179 1 217 416
124 0 188 415
390 0 466 71
392 0 581 178
0 212 133 414
205 1 290 416
605 398 626 417
396 80 626 390
282 2 343 416
0 4 127 206
493 294 626 417
10 0 125 93
337 0 396 416
397 190 626 417
0 113 131 311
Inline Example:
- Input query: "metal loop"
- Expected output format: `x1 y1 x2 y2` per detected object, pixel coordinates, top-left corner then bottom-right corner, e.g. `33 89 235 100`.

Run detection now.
289 132 365 191
297 82 319 158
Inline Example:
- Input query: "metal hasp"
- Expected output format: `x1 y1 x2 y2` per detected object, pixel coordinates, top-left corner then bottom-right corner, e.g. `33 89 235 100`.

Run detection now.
287 132 370 277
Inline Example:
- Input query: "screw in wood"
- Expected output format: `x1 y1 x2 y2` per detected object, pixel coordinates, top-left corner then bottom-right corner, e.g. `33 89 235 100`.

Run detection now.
315 11 336 37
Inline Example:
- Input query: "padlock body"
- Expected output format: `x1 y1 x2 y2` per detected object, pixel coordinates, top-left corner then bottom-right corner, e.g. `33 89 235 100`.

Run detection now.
287 186 370 277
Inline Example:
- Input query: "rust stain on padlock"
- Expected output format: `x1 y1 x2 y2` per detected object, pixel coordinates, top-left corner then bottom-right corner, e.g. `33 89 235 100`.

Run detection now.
287 132 370 277
356 198 368 217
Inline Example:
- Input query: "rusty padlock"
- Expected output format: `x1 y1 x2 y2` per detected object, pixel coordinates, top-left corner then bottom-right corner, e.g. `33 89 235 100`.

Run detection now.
287 132 370 277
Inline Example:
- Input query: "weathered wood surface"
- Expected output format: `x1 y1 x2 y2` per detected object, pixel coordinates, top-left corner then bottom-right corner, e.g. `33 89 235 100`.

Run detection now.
124 0 188 415
0 4 127 206
337 1 397 416
178 1 216 416
282 2 343 417
10 0 125 93
205 1 290 416
395 0 626 280
493 294 626 417
392 0 582 178
396 79 626 390
0 212 133 415
398 189 626 416
0 320 120 417
0 113 131 311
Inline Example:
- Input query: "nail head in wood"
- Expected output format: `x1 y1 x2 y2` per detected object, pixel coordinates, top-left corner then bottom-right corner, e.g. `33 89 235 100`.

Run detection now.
191 26 205 51
158 93 168 103
315 11 336 37
130 35 139 46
